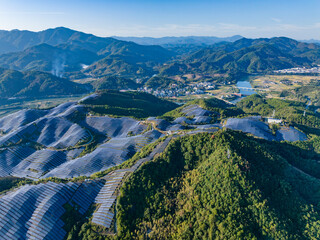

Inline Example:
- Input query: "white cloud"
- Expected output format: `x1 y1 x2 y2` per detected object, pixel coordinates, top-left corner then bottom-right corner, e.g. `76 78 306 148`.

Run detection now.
0 12 65 15
102 23 257 37
2 21 318 40
271 18 282 23
217 23 257 32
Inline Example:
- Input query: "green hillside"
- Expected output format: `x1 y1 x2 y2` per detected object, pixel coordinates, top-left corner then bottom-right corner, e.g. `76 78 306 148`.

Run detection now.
84 57 153 78
81 90 178 118
84 41 174 78
91 76 138 91
0 68 89 98
144 76 175 89
116 130 320 239
237 94 320 130
0 43 100 73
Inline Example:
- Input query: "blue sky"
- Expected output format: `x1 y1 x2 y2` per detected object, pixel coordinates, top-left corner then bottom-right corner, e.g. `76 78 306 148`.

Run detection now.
0 0 319 39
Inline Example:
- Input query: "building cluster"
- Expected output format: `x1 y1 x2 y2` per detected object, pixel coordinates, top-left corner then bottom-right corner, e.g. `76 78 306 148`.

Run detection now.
274 66 320 74
138 81 216 98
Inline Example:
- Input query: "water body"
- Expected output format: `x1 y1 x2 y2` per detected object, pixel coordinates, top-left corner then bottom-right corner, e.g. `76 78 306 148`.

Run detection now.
231 78 256 104
304 97 319 114
237 80 257 96
305 97 311 110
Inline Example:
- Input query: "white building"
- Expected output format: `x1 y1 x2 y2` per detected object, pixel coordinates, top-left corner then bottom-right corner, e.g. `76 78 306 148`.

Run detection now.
265 118 282 124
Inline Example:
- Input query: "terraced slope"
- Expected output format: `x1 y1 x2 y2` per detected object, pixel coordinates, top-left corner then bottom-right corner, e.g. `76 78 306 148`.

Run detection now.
0 94 315 239
0 98 162 179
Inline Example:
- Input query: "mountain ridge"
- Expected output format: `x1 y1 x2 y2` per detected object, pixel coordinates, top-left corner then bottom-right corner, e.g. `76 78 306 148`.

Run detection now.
0 27 175 79
112 35 243 46
160 37 320 76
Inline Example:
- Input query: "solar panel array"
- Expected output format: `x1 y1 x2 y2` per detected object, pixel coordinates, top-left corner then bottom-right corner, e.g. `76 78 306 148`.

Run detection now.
276 126 308 141
0 146 36 177
0 102 165 180
0 123 38 147
181 104 212 117
43 130 163 179
0 97 311 239
34 117 90 149
0 100 249 238
225 117 276 141
12 149 68 179
0 132 174 238
0 181 79 240
70 180 105 215
90 137 174 230
45 102 76 117
84 116 146 137
92 170 127 228
0 179 105 240
0 109 48 134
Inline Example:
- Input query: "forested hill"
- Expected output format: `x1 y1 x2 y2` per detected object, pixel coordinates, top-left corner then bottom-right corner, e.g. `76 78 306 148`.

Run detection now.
0 68 89 98
83 40 174 78
0 43 100 73
116 130 320 239
80 90 178 118
237 94 320 131
160 37 320 76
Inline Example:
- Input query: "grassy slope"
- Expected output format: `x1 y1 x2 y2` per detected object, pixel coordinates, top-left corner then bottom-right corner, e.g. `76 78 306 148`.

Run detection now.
0 176 32 194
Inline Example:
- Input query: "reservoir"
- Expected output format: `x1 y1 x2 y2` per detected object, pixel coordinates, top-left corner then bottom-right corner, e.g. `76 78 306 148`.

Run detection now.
231 78 256 104
237 79 256 96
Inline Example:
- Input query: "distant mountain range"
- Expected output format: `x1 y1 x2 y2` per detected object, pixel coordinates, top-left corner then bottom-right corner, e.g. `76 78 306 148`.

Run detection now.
0 27 319 97
0 27 175 79
113 35 243 56
112 35 243 46
0 27 117 55
302 39 320 44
